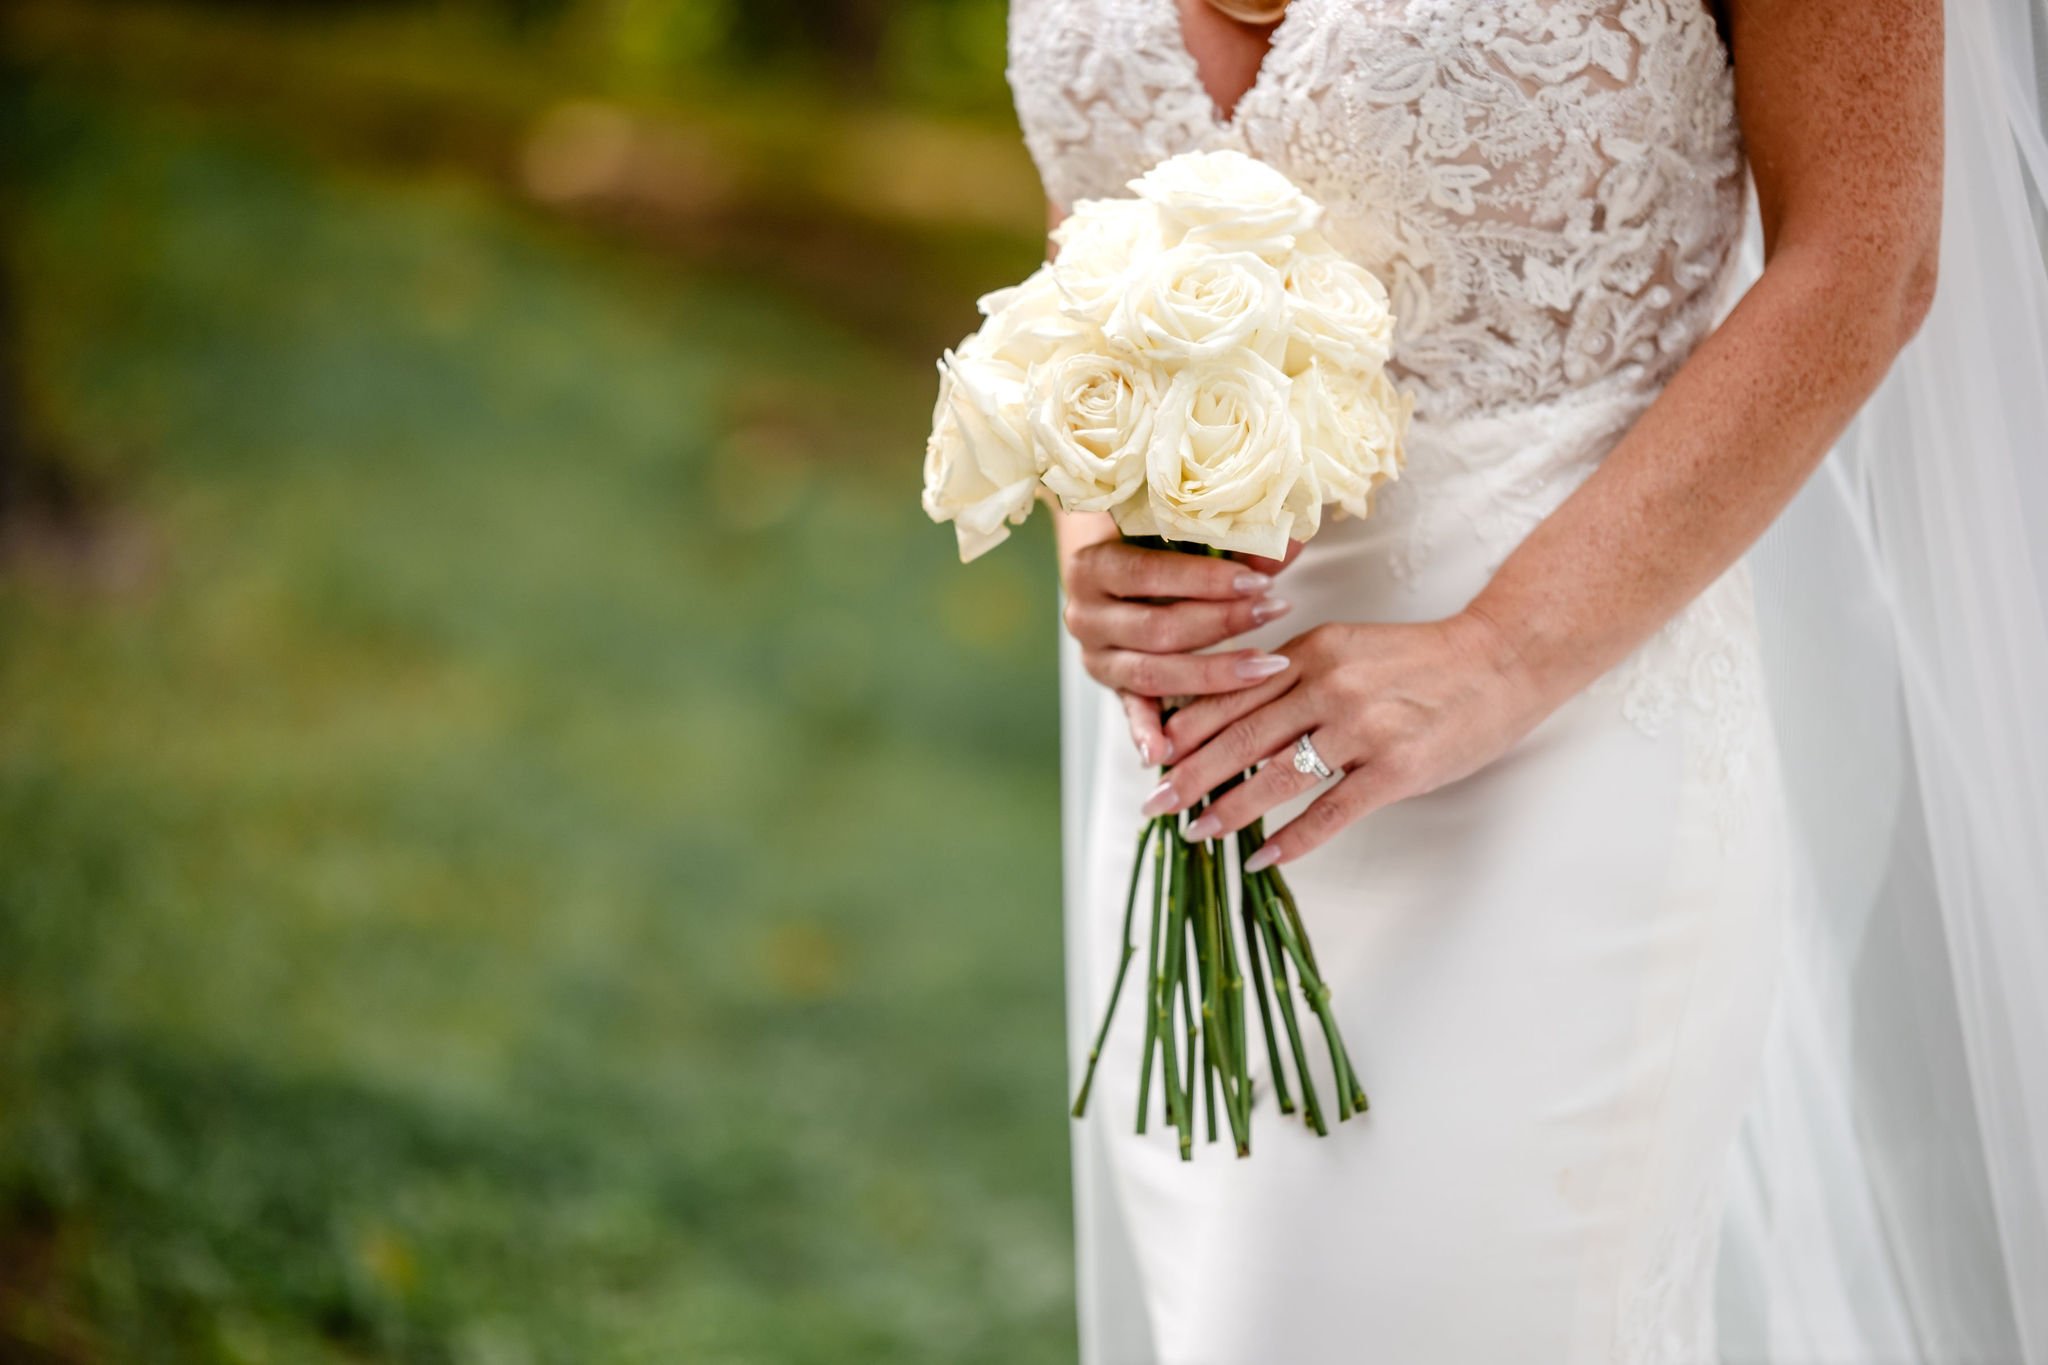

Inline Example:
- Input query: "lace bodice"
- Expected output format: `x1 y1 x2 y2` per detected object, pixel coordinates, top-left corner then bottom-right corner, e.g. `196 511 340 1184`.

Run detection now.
1006 0 1747 420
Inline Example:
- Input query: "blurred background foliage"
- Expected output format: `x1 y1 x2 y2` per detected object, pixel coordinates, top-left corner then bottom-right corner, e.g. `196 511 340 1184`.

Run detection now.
0 1 1068 1362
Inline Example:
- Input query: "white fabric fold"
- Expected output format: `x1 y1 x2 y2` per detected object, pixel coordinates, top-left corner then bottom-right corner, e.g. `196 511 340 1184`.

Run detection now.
1723 1 2048 1357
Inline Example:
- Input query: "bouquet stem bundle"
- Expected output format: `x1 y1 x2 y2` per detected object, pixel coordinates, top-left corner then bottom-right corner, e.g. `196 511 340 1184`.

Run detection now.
1070 803 1368 1158
918 151 1405 1157
1069 547 1367 1160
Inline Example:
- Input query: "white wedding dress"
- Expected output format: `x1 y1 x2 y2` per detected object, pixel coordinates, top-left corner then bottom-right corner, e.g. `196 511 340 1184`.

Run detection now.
1013 2 1786 1360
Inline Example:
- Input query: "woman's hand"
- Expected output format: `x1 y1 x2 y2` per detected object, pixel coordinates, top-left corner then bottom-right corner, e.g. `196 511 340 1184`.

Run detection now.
1139 609 1561 870
1061 536 1299 764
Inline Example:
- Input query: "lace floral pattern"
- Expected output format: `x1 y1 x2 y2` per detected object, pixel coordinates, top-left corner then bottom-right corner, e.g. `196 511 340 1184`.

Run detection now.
1005 0 1746 421
1592 563 1764 846
1365 374 1650 585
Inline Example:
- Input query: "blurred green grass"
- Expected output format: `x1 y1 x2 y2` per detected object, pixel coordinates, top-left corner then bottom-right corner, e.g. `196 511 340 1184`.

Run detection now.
0 64 1072 1365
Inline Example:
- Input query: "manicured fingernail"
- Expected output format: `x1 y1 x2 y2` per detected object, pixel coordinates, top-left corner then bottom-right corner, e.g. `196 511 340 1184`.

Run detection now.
1244 846 1280 873
1160 737 1176 763
1185 814 1220 841
1233 571 1272 594
1251 596 1292 625
1141 779 1178 816
1236 652 1291 680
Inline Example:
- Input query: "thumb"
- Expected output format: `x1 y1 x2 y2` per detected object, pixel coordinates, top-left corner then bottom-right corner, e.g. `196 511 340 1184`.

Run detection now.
1235 539 1306 578
1120 691 1173 766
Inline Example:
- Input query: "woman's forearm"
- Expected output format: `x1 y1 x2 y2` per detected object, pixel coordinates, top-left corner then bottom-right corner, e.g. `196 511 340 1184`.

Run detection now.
1462 239 1937 705
1145 0 1943 868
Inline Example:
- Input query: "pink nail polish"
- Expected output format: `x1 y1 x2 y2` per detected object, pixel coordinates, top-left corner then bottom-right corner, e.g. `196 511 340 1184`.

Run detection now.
1160 737 1176 763
1141 779 1177 816
1137 738 1153 764
1236 652 1292 680
1233 571 1272 594
1185 814 1220 841
1251 596 1292 625
1244 845 1280 873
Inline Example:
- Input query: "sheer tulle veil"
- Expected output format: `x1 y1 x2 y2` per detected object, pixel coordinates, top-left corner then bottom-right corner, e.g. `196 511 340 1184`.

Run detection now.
1057 0 2048 1358
1718 0 2048 1358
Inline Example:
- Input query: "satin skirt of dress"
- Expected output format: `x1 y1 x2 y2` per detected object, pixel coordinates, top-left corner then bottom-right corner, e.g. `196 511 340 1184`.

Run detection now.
1060 377 1794 1365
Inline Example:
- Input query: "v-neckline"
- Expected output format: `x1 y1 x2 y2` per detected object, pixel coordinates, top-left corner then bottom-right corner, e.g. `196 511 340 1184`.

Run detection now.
1163 0 1305 135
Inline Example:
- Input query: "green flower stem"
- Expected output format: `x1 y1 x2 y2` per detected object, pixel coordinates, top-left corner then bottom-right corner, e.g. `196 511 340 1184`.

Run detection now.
1135 824 1169 1134
1236 830 1294 1116
1071 819 1158 1119
1249 871 1326 1136
1282 878 1367 1115
1192 838 1218 1146
1268 868 1323 983
1207 848 1233 1149
1177 848 1200 1158
1211 829 1252 1155
1164 835 1193 1159
1163 855 1196 1154
1256 869 1365 1121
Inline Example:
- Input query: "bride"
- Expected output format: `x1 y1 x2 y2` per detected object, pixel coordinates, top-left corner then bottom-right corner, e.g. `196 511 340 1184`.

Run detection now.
1007 0 2048 1361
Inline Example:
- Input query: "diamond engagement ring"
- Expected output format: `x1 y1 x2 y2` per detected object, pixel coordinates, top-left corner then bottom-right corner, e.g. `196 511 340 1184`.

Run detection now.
1293 734 1334 780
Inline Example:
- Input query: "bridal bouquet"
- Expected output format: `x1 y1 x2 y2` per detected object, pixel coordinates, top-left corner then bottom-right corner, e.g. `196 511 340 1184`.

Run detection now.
921 150 1411 1159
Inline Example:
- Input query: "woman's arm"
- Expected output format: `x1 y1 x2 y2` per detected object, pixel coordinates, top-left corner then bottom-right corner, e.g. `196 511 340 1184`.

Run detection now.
1463 0 1942 704
1147 0 1944 867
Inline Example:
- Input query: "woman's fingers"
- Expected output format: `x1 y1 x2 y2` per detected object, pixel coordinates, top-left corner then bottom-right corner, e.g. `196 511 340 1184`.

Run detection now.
1142 686 1321 815
1119 691 1172 766
1062 540 1309 766
1179 730 1340 840
1087 646 1293 700
1063 593 1291 652
1233 538 1306 580
1069 540 1275 603
1161 671 1295 755
1242 764 1409 871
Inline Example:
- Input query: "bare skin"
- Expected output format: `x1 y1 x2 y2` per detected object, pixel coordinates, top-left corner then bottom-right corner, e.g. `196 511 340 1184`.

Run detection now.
1053 0 1944 871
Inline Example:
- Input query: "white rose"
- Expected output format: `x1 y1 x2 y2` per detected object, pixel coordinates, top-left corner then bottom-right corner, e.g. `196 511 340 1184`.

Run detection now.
1047 197 1159 325
921 347 1042 562
1281 249 1397 377
972 261 1054 322
1028 350 1160 514
1289 362 1411 519
1118 350 1319 558
1129 149 1323 262
1107 244 1288 369
969 264 1099 369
